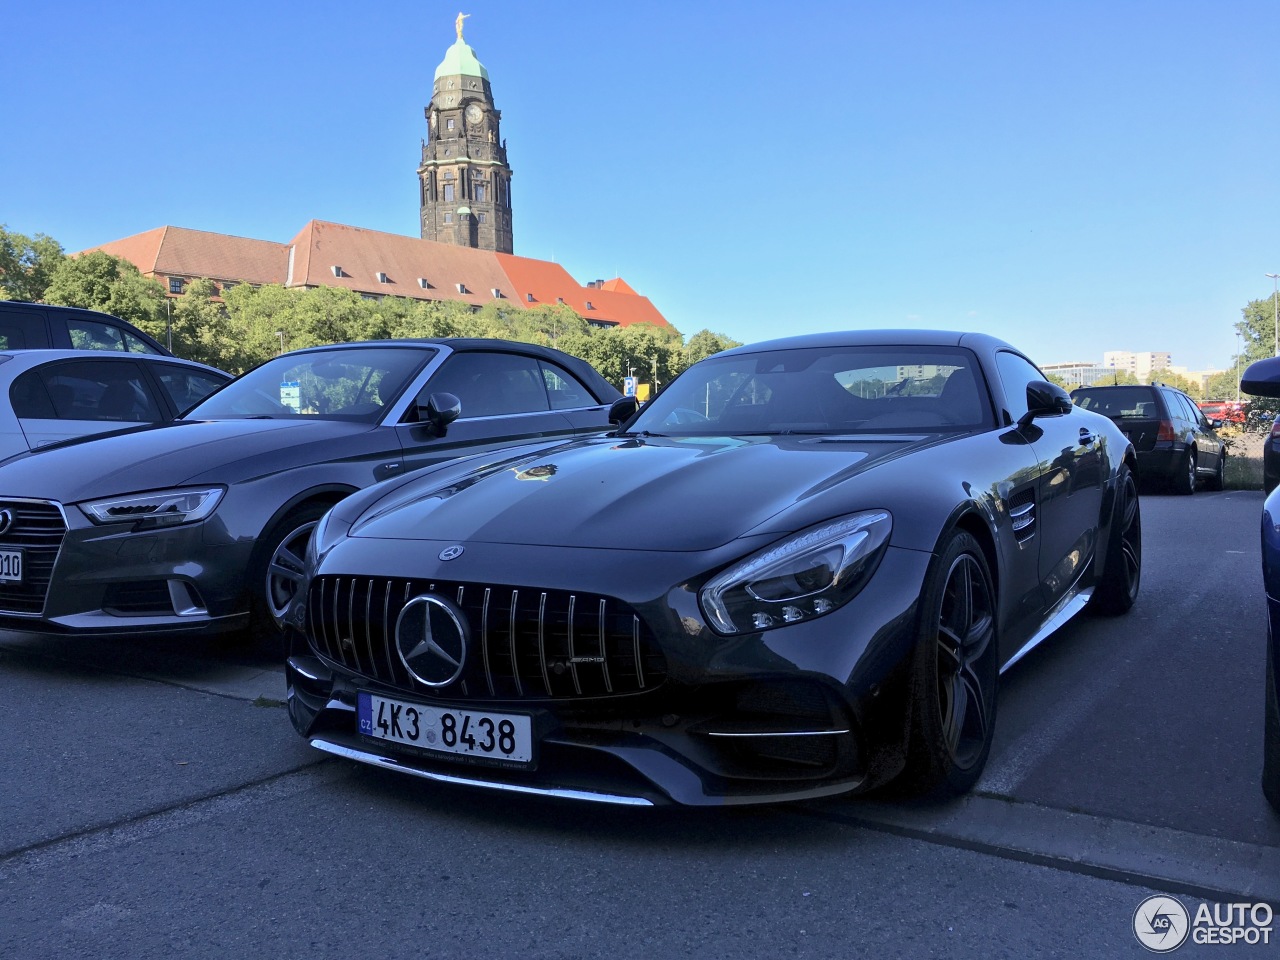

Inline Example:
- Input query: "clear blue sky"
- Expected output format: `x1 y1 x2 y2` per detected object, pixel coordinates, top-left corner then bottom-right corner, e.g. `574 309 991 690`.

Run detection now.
5 0 1277 374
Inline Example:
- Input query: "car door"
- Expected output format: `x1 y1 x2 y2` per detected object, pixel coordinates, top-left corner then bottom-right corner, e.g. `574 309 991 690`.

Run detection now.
540 358 615 434
10 357 168 452
995 351 1106 631
392 348 580 476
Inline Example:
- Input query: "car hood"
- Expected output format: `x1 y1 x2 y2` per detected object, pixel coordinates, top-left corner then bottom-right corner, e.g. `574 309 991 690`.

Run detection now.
0 418 376 501
350 432 941 552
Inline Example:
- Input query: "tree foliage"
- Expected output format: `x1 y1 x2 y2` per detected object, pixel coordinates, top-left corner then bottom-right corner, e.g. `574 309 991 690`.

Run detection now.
42 251 168 341
0 224 65 302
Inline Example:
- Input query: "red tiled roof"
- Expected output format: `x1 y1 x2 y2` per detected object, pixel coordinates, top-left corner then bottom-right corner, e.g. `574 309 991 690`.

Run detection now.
92 226 290 286
90 221 671 330
600 277 636 295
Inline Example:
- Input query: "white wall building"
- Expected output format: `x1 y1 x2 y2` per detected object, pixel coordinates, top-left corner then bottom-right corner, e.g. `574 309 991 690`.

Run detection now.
1103 351 1172 381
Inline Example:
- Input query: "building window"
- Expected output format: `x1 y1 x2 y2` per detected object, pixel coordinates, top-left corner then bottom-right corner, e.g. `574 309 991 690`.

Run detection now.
446 118 455 130
444 171 454 180
444 213 453 223
444 184 455 201
478 213 487 223
474 184 486 202
221 281 237 294
168 277 185 294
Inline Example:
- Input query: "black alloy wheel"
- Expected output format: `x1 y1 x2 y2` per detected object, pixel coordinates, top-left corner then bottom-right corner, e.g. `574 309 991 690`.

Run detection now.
902 530 998 797
1173 448 1196 495
1088 463 1142 615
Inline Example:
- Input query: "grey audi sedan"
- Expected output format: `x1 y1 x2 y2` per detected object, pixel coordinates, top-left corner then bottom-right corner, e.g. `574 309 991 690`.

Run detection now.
0 338 619 645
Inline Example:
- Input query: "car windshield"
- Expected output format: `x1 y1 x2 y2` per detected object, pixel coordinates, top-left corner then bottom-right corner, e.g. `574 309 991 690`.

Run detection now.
627 345 993 436
183 346 433 422
1071 387 1157 419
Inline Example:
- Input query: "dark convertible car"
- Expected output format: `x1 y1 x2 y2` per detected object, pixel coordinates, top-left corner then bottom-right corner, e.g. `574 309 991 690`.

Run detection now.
1237 357 1280 812
0 338 619 643
285 331 1142 806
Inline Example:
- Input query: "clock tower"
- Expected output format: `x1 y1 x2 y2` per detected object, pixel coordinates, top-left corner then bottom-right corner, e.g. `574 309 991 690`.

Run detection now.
419 14 514 253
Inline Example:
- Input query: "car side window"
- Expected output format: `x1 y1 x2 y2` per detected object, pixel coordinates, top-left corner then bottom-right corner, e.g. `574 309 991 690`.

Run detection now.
994 351 1046 424
0 323 30 350
420 352 551 419
123 330 164 355
68 319 129 352
153 364 228 415
28 360 165 423
539 362 596 410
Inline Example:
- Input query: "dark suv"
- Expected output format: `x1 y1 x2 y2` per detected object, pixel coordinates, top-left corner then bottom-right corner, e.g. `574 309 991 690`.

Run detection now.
0 302 170 355
1071 383 1226 494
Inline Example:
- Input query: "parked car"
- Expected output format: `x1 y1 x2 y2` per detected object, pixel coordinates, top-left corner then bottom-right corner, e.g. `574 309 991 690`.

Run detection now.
1198 399 1246 425
1234 358 1280 812
0 301 171 355
285 330 1141 806
1070 383 1226 493
0 349 229 461
0 338 620 645
1263 415 1280 495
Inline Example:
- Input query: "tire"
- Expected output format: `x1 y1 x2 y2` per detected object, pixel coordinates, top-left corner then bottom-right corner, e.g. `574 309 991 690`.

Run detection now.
249 502 329 651
1204 448 1225 492
1088 463 1142 615
901 530 999 798
1265 638 1280 813
1172 448 1196 495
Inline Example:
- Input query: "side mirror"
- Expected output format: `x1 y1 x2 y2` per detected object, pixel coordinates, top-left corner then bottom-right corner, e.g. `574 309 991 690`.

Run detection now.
1018 380 1073 428
1207 418 1223 430
1241 357 1280 398
419 392 461 436
608 396 639 425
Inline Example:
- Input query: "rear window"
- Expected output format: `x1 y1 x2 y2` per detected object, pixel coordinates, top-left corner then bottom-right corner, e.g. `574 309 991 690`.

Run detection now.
1071 387 1160 419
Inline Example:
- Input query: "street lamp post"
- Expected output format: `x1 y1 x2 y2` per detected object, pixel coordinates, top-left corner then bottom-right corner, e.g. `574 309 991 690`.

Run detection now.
1267 273 1280 357
275 330 285 355
1237 330 1242 402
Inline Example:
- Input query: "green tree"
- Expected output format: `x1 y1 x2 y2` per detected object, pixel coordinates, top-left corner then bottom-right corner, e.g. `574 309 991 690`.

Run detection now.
170 279 234 367
0 225 65 302
683 329 741 368
42 250 167 341
1204 369 1241 401
1236 294 1280 365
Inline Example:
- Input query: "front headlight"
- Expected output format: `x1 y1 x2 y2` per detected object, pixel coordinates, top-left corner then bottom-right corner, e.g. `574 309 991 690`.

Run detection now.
700 511 892 635
80 487 225 530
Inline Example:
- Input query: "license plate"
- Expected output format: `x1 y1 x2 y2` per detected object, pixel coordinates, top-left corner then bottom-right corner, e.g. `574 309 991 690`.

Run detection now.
357 691 533 765
0 548 22 583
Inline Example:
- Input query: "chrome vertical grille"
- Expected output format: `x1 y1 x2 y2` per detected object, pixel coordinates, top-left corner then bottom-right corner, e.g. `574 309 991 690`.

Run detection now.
307 576 667 701
0 499 68 615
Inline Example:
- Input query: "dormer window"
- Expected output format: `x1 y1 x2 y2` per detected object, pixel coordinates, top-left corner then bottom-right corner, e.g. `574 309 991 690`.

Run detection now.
331 265 343 278
456 283 468 294
376 272 389 284
418 278 431 289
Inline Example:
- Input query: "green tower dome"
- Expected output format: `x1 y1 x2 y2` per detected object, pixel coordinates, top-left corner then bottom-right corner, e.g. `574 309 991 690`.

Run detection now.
434 39 489 82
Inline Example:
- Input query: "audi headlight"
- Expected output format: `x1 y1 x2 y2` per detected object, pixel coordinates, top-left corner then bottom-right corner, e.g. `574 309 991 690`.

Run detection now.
80 487 225 530
700 511 892 635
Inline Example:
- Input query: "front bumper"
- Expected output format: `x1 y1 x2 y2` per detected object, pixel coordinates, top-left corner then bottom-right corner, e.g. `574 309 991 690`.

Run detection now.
0 495 253 636
286 541 932 806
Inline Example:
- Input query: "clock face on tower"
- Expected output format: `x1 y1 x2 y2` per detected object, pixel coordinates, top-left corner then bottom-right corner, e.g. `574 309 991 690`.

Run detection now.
465 103 483 124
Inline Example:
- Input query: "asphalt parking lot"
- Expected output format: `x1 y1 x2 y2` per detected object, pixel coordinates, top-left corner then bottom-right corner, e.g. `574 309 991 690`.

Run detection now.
1 490 1276 959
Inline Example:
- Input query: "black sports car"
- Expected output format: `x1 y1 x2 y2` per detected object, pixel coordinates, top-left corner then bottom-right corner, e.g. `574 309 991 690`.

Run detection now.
1236 358 1280 812
286 331 1142 805
0 338 619 643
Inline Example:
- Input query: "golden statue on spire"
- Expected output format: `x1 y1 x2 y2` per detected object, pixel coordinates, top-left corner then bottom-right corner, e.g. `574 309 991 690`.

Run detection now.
455 12 469 42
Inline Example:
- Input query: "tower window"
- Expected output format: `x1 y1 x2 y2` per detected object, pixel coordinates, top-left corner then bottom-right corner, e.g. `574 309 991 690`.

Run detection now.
478 213 487 223
444 184 455 201
444 213 453 223
474 184 486 202
446 118 455 130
